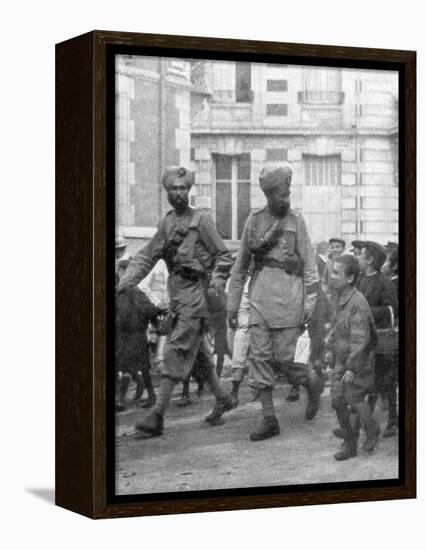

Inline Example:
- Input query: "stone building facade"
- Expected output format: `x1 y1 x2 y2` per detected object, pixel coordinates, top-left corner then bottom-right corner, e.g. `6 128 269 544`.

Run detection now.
190 61 398 247
115 56 398 250
115 55 192 253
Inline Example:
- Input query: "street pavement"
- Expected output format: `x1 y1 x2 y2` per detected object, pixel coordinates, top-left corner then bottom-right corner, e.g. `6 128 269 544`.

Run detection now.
115 379 399 496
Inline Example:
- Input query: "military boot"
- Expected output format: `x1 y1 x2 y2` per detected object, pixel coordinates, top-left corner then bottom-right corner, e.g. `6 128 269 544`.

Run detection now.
134 411 164 438
204 395 233 426
249 416 280 441
305 370 325 421
362 423 381 454
334 440 357 461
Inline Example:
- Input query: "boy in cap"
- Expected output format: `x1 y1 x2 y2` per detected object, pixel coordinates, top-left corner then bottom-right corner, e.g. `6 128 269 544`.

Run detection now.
357 241 398 437
329 237 346 259
322 238 346 291
117 166 233 438
328 254 379 460
227 166 323 441
357 242 397 329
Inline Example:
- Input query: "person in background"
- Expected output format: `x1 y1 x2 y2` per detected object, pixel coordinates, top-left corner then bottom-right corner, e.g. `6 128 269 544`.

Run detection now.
115 236 130 261
315 241 329 281
138 260 169 375
379 245 399 437
328 254 379 461
384 241 398 256
350 240 365 258
115 258 162 411
228 277 251 408
357 241 398 437
383 245 399 296
329 238 346 260
322 237 346 290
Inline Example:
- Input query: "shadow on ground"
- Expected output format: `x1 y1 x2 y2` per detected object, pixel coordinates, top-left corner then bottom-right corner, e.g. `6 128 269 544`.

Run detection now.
26 488 55 504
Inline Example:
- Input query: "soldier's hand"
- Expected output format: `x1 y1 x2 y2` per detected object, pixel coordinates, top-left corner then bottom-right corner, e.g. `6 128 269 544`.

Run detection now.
228 311 238 330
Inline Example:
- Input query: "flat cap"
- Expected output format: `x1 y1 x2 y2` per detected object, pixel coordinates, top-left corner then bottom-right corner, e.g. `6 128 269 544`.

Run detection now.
351 240 365 250
329 237 346 248
162 166 194 191
259 166 292 192
363 241 387 268
385 241 398 250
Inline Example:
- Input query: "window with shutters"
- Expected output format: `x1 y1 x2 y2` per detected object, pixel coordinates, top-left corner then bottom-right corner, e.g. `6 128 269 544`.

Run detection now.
304 154 342 186
299 68 344 104
236 62 252 102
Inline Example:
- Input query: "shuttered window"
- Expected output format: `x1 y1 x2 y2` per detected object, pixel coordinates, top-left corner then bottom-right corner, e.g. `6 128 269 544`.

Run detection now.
304 154 342 186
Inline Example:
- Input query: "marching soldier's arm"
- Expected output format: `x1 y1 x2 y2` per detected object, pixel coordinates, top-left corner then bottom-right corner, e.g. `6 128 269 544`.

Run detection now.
199 214 233 291
297 215 319 316
117 220 167 293
346 302 371 374
227 218 253 314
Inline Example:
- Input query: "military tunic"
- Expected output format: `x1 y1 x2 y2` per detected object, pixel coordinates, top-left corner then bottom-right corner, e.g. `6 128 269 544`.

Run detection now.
227 206 318 389
329 287 377 407
118 207 232 381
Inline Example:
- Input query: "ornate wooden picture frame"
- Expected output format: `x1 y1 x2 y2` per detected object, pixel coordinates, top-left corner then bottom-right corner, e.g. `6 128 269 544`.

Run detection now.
56 30 416 519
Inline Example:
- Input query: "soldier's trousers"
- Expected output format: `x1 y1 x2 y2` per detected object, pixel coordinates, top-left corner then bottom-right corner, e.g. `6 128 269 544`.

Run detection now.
247 320 309 390
161 314 216 382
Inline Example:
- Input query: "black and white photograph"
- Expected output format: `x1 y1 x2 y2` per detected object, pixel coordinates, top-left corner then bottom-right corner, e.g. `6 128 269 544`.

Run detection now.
114 53 400 496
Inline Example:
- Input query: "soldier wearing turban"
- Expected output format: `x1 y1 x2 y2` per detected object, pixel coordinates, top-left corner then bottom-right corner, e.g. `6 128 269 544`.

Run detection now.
117 166 233 438
227 166 323 441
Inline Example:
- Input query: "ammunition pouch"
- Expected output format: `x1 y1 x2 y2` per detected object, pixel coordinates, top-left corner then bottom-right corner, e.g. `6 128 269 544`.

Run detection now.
173 264 205 282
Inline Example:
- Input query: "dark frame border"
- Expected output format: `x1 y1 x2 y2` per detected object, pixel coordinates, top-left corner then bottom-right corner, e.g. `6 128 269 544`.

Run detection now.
56 30 416 519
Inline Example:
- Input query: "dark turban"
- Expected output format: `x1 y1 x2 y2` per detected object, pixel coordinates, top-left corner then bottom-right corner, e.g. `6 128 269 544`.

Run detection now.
259 166 292 192
162 166 194 191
